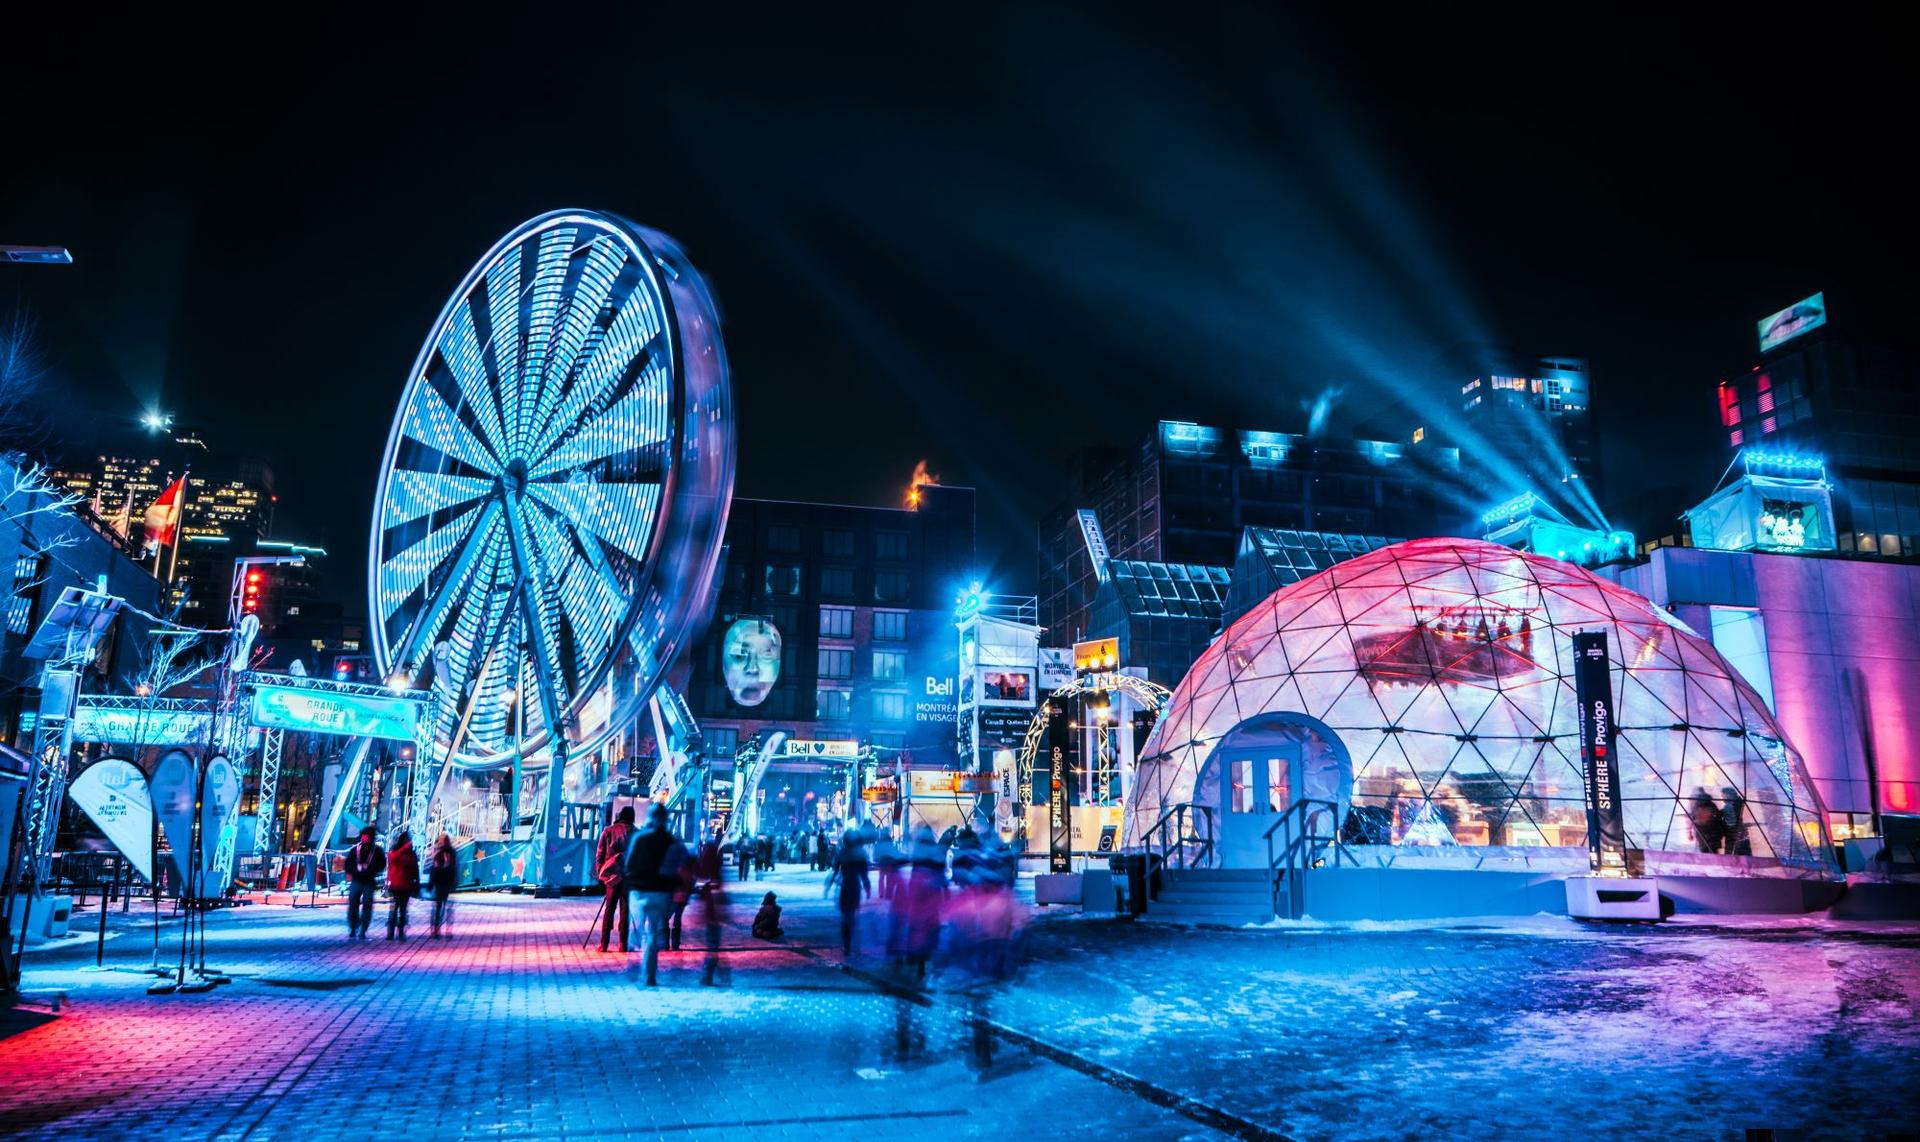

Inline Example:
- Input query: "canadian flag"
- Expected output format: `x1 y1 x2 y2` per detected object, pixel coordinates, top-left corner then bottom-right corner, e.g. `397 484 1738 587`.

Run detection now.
143 475 186 551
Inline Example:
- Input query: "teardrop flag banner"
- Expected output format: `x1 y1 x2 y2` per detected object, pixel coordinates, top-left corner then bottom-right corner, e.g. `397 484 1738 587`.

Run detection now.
67 758 154 881
150 749 197 892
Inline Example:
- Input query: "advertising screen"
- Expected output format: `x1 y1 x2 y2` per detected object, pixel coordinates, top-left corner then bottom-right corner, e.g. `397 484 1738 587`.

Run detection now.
720 616 782 707
1757 292 1827 353
980 669 1033 705
907 611 958 752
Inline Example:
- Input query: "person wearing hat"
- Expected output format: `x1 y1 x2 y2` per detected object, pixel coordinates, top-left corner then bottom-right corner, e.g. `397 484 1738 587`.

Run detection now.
622 803 690 986
341 826 386 940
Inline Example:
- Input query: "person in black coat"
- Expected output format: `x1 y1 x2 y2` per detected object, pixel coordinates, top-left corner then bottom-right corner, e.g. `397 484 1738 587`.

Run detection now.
428 834 460 938
341 827 386 940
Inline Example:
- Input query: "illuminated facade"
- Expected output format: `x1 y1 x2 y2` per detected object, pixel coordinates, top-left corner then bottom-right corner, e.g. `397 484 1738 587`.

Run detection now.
1609 546 1920 836
683 488 975 807
1713 313 1920 559
1039 420 1458 645
1448 350 1599 501
1128 538 1837 879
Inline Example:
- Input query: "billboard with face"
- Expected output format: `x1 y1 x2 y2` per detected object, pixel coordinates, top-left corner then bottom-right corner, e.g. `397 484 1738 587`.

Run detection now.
722 617 782 706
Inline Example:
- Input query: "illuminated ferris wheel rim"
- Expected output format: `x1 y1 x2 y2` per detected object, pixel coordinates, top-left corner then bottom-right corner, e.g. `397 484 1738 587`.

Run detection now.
367 208 731 770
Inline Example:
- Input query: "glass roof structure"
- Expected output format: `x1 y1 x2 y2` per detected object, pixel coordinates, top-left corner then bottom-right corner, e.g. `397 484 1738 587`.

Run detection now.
1128 537 1838 877
1104 560 1231 621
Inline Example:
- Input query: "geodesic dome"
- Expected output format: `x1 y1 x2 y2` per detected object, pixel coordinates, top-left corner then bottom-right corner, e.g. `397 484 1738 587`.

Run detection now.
1127 537 1837 877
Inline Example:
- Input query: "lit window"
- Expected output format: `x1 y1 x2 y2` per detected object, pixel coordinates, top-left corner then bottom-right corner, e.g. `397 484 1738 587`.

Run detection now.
872 650 906 681
873 610 908 641
1729 429 1744 447
819 605 853 638
816 688 852 720
817 648 852 678
873 691 908 721
1761 416 1777 434
764 565 801 596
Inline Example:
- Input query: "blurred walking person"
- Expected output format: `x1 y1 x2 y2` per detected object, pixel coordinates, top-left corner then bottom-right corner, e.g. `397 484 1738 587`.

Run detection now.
385 831 419 941
342 826 385 940
623 803 690 986
890 825 946 982
596 806 637 952
428 833 459 939
829 827 871 956
695 837 729 986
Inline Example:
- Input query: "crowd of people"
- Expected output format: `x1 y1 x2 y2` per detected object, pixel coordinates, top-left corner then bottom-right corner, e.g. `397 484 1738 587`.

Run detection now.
339 825 460 941
335 808 1026 992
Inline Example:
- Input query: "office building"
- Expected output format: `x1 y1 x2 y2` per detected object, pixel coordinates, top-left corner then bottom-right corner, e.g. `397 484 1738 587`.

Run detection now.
1040 420 1457 646
1712 293 1920 558
1445 349 1599 506
679 486 975 830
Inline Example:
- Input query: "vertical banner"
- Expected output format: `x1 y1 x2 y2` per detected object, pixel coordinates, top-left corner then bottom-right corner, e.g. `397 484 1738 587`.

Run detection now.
67 759 155 882
150 749 198 892
1045 702 1073 872
1573 631 1627 870
200 754 241 893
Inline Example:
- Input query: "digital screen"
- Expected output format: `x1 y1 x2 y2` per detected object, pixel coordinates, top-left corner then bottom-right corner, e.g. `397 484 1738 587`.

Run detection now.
249 685 420 741
980 669 1033 704
721 617 782 706
1757 292 1827 353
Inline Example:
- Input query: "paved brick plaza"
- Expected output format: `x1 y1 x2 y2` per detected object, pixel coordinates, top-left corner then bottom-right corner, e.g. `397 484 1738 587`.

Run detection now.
3 871 1917 1141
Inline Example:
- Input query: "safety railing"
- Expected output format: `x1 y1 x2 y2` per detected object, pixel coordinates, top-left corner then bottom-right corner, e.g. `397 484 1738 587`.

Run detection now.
1142 802 1216 871
1264 798 1347 919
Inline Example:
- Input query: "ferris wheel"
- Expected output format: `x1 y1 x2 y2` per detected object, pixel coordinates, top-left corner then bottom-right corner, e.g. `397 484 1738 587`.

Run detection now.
369 209 733 777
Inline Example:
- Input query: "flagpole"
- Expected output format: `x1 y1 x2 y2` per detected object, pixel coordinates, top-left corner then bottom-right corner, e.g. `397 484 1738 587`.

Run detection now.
165 470 189 585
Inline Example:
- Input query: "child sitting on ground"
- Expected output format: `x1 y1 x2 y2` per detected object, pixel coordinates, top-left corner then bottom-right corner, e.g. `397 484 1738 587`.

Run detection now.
751 891 784 941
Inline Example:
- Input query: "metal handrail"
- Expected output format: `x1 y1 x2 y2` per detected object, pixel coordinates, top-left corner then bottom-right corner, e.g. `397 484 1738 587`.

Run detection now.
1264 798 1347 918
1142 802 1216 871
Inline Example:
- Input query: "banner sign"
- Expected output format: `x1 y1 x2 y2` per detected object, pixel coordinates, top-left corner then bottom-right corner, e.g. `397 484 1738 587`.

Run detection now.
200 754 241 893
249 684 420 741
1037 647 1073 690
783 739 860 759
906 770 994 796
1077 509 1111 583
860 784 899 803
1047 745 1072 873
68 758 154 881
72 706 213 747
1573 631 1627 869
150 749 197 891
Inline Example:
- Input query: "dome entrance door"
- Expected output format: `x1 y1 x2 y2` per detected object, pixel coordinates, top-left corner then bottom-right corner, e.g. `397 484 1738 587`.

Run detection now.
1216 745 1300 868
1198 713 1352 869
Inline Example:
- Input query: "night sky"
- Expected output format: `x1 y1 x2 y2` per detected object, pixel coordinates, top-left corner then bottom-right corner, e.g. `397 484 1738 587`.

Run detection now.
3 6 1912 609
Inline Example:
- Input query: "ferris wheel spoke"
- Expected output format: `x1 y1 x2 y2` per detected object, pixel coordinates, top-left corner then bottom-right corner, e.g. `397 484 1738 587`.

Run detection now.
500 486 573 733
376 501 488 624
380 470 493 530
484 253 524 418
529 299 664 461
525 480 661 566
506 227 580 454
531 367 672 477
522 499 620 674
511 239 628 459
436 300 509 459
399 378 497 475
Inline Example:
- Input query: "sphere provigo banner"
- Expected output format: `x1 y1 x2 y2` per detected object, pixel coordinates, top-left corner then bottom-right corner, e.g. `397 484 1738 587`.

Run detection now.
67 758 155 881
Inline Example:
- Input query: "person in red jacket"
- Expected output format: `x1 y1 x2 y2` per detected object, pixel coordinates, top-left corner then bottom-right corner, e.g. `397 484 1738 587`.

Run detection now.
595 807 637 952
385 831 420 941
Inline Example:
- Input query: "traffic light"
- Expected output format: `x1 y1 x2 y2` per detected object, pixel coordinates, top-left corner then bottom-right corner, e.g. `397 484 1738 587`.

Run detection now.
243 570 263 614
